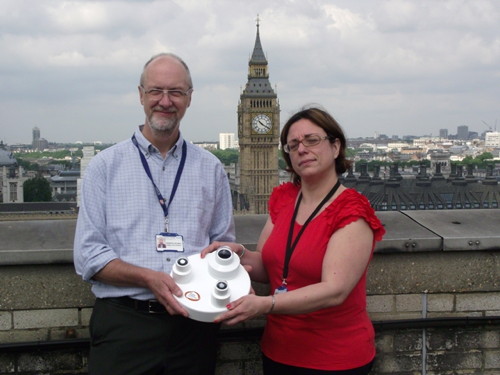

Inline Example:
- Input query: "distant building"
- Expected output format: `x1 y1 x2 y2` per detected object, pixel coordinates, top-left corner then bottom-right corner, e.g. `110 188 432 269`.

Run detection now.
429 150 451 174
51 170 80 202
387 142 411 151
485 132 500 147
32 126 49 150
193 141 218 151
80 147 95 179
439 129 448 139
219 133 236 150
1 166 28 203
457 125 469 140
32 127 40 143
0 146 16 168
76 146 95 207
0 147 28 203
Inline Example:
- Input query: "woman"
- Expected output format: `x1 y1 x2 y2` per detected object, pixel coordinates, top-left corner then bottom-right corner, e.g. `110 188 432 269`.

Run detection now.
202 107 385 374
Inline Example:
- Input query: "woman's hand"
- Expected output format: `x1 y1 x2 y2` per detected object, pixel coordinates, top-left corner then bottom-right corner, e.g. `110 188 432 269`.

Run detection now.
213 294 273 326
200 241 243 258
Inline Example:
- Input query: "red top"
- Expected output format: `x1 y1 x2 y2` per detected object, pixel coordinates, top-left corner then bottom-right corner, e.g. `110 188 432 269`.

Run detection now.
261 183 385 370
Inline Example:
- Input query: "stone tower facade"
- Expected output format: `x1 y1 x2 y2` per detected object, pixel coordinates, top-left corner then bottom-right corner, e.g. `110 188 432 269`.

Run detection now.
237 19 280 214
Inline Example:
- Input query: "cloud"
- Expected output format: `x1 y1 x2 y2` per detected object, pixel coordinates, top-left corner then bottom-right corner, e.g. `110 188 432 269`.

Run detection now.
0 0 499 144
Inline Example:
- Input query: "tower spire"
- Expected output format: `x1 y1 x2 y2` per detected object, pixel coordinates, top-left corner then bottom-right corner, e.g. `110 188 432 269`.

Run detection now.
250 14 266 64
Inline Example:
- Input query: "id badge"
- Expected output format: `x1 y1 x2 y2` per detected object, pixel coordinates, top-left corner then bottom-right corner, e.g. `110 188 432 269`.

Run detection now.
274 285 288 294
156 233 184 252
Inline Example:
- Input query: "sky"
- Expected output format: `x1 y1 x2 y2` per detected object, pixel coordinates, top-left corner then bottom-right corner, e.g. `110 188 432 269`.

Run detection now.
1 0 499 145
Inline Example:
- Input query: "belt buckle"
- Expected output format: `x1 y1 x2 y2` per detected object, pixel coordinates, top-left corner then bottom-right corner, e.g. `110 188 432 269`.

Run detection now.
148 300 163 314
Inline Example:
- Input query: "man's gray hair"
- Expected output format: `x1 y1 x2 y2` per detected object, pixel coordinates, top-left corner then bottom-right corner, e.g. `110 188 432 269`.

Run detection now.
139 52 193 88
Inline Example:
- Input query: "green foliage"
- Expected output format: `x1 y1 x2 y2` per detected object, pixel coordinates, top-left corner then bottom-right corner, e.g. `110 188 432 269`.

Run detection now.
278 156 287 170
16 157 39 171
23 177 52 202
346 148 356 158
453 152 495 169
476 152 494 162
210 149 239 165
15 150 76 159
14 150 80 172
210 148 289 170
355 159 388 172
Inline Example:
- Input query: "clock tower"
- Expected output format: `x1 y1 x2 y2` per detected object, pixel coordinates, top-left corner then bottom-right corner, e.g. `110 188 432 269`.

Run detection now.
237 19 280 214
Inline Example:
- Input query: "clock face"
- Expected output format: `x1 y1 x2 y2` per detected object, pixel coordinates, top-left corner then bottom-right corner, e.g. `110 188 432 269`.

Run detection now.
252 114 272 134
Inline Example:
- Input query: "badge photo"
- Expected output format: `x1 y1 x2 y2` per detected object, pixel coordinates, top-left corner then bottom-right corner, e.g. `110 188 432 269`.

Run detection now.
156 233 184 252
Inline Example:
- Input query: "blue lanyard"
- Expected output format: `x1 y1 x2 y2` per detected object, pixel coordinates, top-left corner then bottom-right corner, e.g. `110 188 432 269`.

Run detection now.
131 135 187 232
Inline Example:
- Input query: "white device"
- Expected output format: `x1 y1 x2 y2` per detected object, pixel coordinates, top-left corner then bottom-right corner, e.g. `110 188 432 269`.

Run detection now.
171 246 251 322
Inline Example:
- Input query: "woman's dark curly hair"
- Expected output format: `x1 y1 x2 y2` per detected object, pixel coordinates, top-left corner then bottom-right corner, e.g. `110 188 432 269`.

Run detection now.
281 106 352 185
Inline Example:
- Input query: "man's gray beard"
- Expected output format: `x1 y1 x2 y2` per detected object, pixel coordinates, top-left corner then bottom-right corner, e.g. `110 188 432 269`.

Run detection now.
148 114 179 136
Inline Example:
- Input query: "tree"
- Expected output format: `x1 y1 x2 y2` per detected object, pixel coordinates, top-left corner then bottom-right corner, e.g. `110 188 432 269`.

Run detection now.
346 148 356 159
477 152 494 162
278 155 287 170
16 157 39 172
23 177 52 202
456 152 495 169
210 149 239 165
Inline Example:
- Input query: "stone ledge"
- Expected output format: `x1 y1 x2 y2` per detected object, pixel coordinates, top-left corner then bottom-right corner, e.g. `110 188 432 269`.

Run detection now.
1 254 498 310
1 316 498 348
1 210 499 266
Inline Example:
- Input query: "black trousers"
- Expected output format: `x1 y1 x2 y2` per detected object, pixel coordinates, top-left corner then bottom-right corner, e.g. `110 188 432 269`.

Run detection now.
88 298 220 375
262 354 374 375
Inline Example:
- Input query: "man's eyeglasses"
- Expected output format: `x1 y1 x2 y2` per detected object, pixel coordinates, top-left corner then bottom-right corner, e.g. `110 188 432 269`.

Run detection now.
141 86 193 100
283 134 333 153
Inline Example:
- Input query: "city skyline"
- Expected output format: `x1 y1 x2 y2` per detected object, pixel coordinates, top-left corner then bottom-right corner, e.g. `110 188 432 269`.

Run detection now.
1 0 499 144
6 123 497 148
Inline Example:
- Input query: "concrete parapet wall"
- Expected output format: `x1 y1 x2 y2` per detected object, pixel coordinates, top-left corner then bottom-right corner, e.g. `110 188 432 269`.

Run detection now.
0 210 499 374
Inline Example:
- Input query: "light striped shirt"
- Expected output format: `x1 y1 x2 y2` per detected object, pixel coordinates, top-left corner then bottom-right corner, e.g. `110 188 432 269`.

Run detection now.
74 127 235 299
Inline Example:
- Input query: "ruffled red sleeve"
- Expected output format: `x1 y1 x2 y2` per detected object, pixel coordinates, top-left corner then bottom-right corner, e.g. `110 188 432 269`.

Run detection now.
268 182 300 223
325 188 385 242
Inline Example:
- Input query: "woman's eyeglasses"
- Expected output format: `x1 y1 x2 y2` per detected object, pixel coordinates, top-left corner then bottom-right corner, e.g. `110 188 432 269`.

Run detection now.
283 134 333 153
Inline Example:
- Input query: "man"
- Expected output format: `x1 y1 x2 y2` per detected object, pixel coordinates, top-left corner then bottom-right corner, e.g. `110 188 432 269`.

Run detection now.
74 53 235 375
